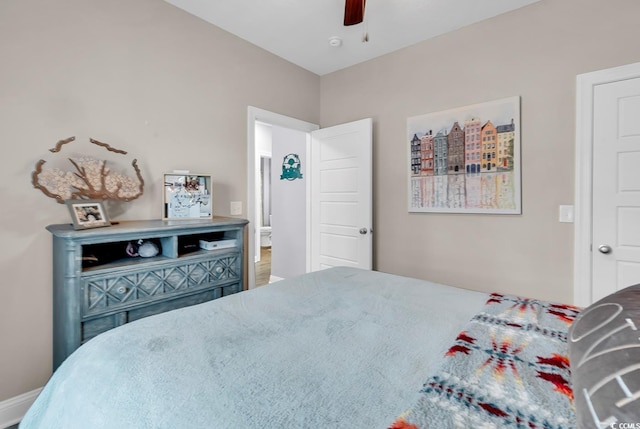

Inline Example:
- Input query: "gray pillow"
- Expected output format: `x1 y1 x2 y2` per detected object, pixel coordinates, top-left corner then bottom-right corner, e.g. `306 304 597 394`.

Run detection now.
568 284 640 428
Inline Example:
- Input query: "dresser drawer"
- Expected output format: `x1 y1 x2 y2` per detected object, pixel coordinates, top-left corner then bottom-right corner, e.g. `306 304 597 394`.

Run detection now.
81 285 239 342
82 253 240 317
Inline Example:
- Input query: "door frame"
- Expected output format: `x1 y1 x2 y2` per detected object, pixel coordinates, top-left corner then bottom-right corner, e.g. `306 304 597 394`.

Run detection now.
246 106 319 289
574 61 640 306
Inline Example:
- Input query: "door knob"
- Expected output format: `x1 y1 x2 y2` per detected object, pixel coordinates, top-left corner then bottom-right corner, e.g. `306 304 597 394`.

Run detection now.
359 228 368 235
598 245 612 254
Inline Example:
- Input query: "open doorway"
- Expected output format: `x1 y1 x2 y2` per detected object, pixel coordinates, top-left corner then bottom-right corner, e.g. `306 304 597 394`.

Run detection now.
253 121 311 286
247 108 373 289
256 151 272 286
246 107 319 289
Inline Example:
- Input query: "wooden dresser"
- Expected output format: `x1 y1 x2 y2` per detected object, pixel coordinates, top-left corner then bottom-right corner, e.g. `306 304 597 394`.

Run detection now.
47 216 248 369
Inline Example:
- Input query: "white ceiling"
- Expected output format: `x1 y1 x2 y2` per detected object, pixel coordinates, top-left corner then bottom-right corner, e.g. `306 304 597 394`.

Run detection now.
164 0 541 76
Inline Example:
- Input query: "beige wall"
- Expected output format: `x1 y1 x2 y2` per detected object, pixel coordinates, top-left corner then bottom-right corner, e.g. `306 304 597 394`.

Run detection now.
0 0 319 402
320 0 640 304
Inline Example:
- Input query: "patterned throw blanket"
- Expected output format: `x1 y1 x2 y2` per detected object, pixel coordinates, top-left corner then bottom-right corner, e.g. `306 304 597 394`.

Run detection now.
390 293 581 429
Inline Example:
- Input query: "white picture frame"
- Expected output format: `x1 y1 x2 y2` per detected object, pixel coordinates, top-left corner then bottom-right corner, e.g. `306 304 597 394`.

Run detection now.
163 173 212 220
66 199 111 229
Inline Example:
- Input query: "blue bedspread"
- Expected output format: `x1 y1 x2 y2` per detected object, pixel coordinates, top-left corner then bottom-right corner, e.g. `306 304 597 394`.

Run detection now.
21 267 488 429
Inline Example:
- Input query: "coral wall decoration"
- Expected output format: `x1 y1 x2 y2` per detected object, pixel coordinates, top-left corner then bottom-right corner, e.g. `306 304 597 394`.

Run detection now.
32 136 144 203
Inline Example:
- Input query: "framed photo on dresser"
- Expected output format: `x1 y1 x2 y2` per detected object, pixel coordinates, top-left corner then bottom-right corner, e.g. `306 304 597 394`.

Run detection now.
66 199 111 230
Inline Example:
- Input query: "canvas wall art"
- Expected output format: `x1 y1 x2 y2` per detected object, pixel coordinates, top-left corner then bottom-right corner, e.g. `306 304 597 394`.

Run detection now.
407 96 521 214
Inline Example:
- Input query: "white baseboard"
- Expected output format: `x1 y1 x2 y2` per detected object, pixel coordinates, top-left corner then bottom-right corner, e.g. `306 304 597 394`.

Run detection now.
0 388 42 428
269 275 284 283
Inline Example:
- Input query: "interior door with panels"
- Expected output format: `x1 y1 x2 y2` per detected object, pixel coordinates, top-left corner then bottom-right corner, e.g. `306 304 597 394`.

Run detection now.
592 77 640 302
310 118 372 271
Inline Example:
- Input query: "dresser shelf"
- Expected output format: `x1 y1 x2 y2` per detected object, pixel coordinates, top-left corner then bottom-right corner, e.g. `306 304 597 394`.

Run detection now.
47 217 248 369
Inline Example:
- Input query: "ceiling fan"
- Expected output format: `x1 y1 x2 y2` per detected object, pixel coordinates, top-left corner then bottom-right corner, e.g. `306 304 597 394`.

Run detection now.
344 0 366 26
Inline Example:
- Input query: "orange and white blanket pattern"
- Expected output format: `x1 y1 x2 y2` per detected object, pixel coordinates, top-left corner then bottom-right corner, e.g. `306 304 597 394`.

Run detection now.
390 293 580 429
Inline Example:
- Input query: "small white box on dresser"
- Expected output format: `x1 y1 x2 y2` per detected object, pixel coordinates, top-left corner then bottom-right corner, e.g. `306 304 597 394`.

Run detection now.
199 239 236 250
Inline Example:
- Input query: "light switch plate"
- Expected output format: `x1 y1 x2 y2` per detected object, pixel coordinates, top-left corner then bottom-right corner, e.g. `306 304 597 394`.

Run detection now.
230 201 242 215
559 205 574 223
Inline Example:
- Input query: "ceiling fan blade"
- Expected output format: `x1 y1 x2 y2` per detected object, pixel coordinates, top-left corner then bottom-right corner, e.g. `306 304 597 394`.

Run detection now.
344 0 366 26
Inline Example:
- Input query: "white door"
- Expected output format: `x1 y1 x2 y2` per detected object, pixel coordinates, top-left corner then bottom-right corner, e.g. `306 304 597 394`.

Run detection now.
310 118 372 271
591 76 640 302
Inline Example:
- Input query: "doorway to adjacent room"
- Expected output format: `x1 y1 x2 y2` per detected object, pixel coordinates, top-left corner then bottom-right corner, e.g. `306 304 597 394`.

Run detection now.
246 107 373 289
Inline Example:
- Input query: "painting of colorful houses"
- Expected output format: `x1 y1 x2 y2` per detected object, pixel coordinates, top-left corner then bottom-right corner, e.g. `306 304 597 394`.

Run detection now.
407 96 521 214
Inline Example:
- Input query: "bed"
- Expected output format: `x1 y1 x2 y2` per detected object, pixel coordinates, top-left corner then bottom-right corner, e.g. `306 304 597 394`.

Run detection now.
20 267 640 428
